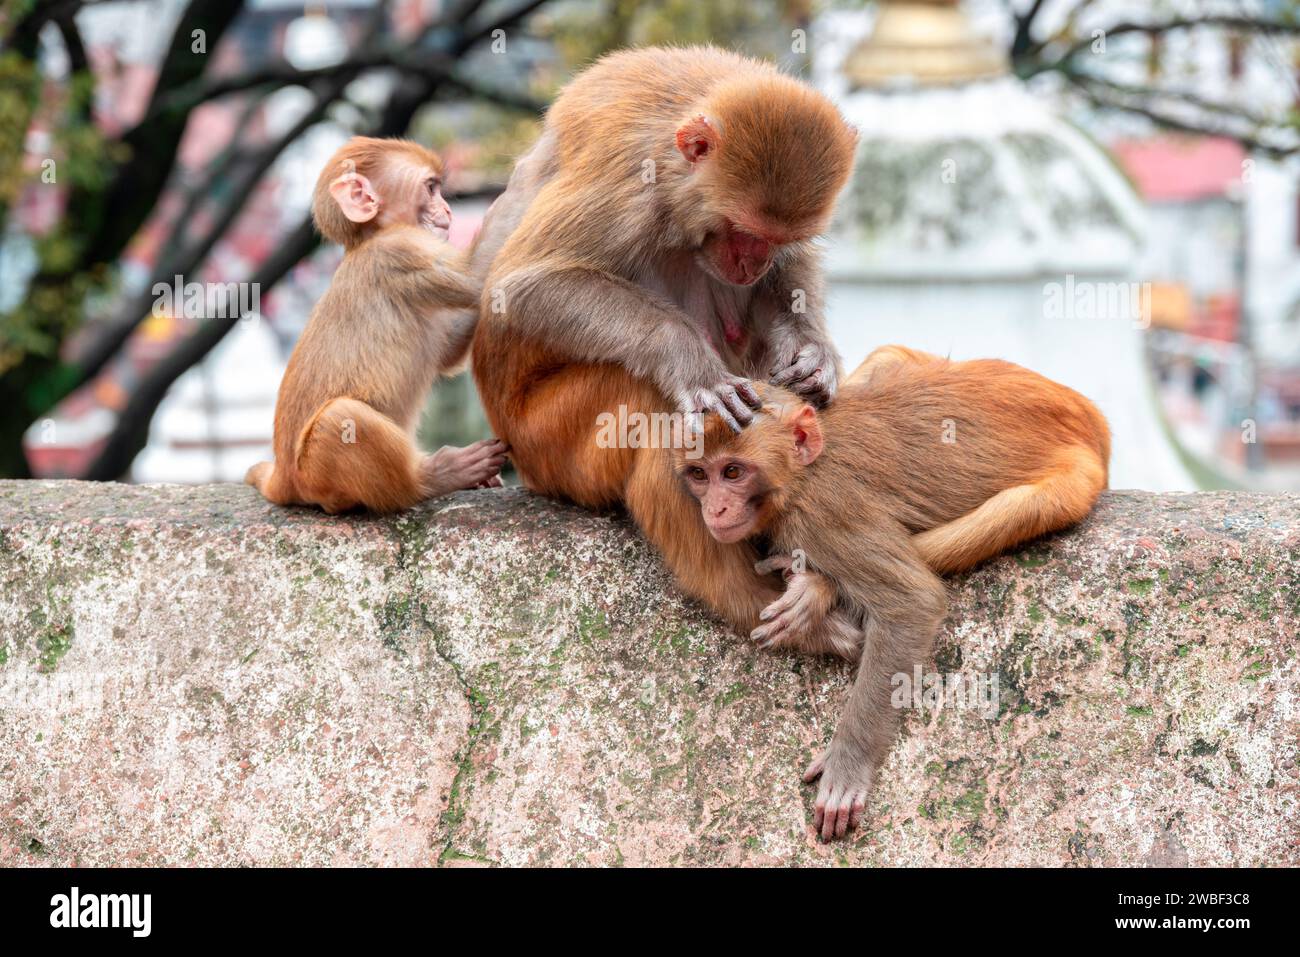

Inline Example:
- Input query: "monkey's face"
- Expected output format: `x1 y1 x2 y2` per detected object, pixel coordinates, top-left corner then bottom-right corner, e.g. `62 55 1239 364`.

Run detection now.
676 396 825 541
379 161 452 240
697 223 777 287
680 457 768 543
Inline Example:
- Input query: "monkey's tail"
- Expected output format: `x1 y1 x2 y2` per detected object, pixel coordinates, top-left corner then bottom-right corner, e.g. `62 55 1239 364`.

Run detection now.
912 444 1107 575
245 460 302 507
245 461 272 490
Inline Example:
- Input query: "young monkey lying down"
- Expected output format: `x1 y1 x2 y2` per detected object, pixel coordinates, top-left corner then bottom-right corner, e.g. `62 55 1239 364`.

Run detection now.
676 345 1110 840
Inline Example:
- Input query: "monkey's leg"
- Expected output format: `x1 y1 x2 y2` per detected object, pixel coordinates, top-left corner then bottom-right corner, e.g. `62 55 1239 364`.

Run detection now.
843 345 945 389
484 361 643 508
294 398 429 514
913 444 1107 574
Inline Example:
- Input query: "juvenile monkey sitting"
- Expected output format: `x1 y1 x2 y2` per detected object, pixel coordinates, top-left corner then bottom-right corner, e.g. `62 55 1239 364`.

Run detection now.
676 345 1110 839
247 137 506 513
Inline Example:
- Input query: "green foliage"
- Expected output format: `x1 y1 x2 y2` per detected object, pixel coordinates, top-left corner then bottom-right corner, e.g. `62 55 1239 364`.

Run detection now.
544 0 811 70
0 52 40 205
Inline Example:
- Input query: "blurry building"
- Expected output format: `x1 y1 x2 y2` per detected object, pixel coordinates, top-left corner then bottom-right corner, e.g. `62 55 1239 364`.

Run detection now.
1074 0 1300 483
133 318 284 483
815 0 1193 490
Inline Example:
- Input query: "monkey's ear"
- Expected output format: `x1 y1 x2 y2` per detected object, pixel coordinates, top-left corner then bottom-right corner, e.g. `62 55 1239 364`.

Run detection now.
329 173 381 224
791 405 824 466
676 114 719 164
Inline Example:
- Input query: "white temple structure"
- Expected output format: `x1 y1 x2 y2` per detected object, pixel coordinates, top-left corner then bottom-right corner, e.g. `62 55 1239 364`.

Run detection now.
816 0 1195 490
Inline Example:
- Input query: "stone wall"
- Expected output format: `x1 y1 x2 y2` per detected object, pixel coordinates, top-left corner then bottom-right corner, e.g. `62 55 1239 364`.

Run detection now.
0 481 1296 866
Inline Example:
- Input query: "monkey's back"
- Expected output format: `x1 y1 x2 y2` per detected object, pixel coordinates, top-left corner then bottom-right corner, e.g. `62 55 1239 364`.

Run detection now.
824 357 1111 532
272 235 453 471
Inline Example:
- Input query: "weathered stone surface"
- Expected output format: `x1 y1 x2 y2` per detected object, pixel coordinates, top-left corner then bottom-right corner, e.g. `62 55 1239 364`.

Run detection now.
0 480 1296 866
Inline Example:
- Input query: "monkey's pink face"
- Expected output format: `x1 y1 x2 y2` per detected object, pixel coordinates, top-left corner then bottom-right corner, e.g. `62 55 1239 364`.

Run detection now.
380 163 452 239
697 224 772 286
680 458 767 542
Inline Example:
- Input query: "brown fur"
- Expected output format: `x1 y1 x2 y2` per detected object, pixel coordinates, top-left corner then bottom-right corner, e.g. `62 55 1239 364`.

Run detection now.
684 347 1110 838
248 138 505 514
471 46 858 633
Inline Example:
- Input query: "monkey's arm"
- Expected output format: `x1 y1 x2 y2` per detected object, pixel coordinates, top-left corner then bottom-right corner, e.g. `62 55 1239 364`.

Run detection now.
376 227 481 311
438 308 479 373
494 261 761 430
760 249 843 406
797 520 948 839
467 129 556 283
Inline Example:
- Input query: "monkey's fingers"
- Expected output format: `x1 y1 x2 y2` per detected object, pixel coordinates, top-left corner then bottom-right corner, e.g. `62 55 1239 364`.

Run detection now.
698 396 743 433
754 555 794 576
813 780 834 839
758 587 799 622
787 368 834 404
848 798 866 832
770 345 823 386
733 379 762 409
802 750 828 783
715 384 757 428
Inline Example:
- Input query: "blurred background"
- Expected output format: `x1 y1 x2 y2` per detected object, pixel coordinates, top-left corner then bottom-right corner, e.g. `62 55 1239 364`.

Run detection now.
2 0 1299 491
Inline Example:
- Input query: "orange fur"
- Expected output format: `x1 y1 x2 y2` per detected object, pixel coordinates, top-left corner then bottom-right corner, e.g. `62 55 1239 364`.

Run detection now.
472 46 858 632
682 354 1110 838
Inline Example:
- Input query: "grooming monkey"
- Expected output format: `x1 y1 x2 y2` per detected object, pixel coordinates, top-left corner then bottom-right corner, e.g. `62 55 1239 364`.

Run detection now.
677 346 1110 839
471 46 859 641
247 137 507 513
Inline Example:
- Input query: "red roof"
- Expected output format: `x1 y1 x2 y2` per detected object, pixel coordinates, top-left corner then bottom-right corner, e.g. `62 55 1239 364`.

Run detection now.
1111 136 1246 202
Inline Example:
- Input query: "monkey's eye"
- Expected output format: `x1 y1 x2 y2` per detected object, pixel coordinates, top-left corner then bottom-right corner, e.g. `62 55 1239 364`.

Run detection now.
688 467 707 482
722 464 744 481
425 178 439 195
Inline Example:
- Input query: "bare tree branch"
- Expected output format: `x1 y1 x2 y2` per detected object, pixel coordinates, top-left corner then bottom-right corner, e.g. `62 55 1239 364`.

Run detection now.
440 73 545 114
1065 72 1298 158
76 0 248 271
1031 14 1300 75
1011 0 1048 60
458 0 551 52
80 0 552 478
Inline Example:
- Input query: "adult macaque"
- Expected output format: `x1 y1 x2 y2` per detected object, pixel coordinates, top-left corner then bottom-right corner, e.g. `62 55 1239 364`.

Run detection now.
472 46 858 637
248 137 506 513
677 346 1110 839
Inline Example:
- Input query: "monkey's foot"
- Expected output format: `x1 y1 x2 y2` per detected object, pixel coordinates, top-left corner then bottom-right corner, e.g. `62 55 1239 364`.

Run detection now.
803 745 874 841
421 439 508 496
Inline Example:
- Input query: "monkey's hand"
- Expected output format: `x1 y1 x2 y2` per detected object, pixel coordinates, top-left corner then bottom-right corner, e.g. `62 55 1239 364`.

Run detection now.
421 439 509 496
677 374 762 433
803 741 875 841
751 557 839 655
769 341 838 407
